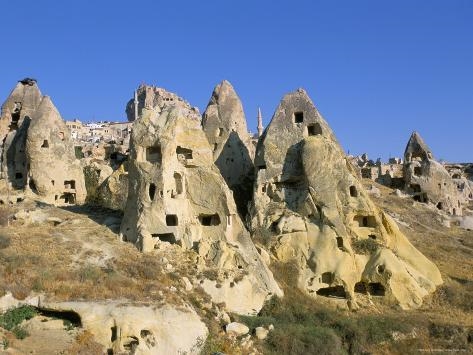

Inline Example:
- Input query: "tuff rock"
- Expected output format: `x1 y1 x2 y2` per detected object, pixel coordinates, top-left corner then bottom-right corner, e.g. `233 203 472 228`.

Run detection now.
249 88 442 309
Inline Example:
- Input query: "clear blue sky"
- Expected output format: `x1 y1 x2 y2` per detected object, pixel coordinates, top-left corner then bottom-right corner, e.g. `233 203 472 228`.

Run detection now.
1 0 472 162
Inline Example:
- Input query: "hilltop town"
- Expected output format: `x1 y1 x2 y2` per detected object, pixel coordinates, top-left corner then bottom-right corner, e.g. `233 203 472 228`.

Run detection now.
0 78 471 354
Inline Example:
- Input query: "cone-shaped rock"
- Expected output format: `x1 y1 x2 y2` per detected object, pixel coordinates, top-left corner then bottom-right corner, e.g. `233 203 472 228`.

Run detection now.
202 80 255 217
250 89 442 309
0 79 42 188
403 131 465 215
120 89 282 314
25 96 86 205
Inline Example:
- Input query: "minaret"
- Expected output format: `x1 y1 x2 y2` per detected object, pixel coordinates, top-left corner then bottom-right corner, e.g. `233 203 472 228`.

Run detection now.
257 107 263 137
133 89 139 121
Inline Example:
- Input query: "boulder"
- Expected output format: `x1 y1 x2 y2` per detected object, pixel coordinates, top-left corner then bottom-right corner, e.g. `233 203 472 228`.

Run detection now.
255 326 269 340
226 322 249 336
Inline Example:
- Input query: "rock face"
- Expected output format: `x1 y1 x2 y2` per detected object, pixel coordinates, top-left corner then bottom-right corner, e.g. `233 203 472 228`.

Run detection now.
403 132 465 216
250 89 442 309
42 301 207 355
0 79 42 189
125 84 195 122
84 160 128 210
25 96 86 205
120 87 282 314
202 80 255 216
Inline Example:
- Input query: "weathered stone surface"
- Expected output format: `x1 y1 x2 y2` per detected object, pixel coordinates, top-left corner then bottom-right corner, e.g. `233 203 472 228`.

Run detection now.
125 84 195 122
255 326 269 340
25 96 86 205
403 132 465 216
0 79 42 189
202 80 255 216
42 301 207 354
120 88 282 314
249 88 442 309
226 322 249 336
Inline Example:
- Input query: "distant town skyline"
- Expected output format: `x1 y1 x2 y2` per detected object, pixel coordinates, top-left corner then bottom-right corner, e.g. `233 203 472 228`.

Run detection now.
1 0 471 162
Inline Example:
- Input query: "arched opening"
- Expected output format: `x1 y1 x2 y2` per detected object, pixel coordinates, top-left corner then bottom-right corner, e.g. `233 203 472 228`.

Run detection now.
316 286 346 298
354 215 376 228
38 308 82 327
349 185 358 197
174 173 183 195
436 202 443 210
149 183 156 201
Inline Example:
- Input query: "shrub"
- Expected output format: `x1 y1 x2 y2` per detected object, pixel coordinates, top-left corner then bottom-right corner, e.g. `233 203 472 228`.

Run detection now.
12 326 29 339
0 234 10 249
0 305 37 331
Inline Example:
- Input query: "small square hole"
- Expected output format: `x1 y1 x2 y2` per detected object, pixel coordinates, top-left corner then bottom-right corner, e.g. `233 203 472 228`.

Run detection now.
294 112 304 123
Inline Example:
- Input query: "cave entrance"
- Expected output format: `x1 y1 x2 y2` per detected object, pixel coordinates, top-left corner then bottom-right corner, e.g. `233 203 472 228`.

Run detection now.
316 286 346 298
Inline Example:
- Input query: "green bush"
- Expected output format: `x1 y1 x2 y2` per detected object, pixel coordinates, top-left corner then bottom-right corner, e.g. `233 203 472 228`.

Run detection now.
12 326 29 339
0 305 37 331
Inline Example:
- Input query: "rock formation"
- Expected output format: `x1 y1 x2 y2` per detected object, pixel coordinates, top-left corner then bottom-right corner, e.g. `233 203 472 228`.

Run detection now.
403 132 466 216
125 84 196 122
25 96 86 205
250 88 442 309
120 86 282 314
0 78 42 190
39 301 207 354
202 80 255 217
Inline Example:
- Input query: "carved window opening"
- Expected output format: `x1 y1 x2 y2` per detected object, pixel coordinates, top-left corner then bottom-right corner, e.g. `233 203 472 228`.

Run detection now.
176 146 193 160
336 237 343 249
413 166 422 176
174 173 183 195
15 172 23 179
354 215 376 228
41 140 49 148
199 213 221 226
146 146 162 163
307 123 322 136
294 111 304 123
64 180 76 189
321 272 333 284
149 183 156 201
349 185 358 197
152 233 177 245
165 214 178 226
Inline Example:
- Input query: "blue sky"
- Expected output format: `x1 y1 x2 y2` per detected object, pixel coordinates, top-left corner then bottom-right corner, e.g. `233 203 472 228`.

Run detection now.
1 0 472 162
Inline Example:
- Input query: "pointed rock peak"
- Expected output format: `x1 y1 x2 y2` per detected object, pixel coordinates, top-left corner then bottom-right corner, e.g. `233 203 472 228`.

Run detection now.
404 131 433 162
202 80 248 136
